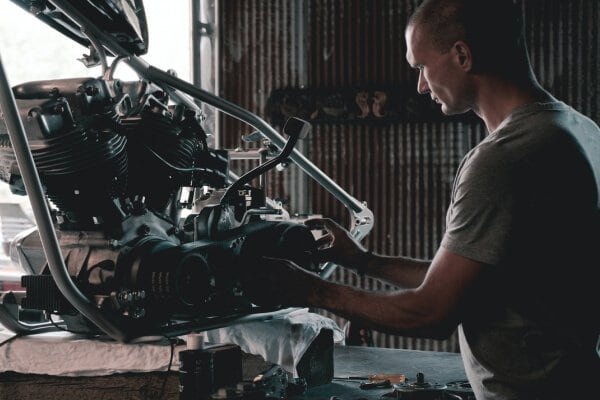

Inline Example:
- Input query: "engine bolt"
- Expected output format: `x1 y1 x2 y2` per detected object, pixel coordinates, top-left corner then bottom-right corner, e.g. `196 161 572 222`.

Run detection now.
85 86 99 96
137 224 151 236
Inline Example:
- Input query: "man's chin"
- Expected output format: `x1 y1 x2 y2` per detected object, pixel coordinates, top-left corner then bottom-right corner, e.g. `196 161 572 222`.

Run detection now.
441 104 468 116
440 105 453 115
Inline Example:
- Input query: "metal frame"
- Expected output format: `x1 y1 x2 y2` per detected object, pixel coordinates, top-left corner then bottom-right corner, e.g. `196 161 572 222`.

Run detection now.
0 0 374 341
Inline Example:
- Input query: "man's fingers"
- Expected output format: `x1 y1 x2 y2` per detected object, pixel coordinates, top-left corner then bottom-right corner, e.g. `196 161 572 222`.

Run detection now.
305 217 338 230
304 218 325 230
261 256 301 272
314 233 333 248
305 218 348 239
312 246 339 263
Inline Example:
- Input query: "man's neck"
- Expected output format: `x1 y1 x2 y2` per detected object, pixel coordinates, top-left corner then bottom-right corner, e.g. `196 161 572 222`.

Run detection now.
472 76 555 133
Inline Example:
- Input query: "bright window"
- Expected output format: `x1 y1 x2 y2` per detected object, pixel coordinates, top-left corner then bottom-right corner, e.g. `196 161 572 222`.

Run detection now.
0 1 192 264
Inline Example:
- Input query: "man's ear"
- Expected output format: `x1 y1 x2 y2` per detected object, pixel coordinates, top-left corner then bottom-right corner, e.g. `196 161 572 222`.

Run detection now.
453 41 472 71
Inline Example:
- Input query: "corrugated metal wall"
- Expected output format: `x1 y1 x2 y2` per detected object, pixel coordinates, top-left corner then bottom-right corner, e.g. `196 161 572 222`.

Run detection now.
215 0 600 352
219 0 310 212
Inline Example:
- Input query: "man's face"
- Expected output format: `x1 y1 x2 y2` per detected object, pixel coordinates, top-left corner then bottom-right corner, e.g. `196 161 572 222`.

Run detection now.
405 24 472 115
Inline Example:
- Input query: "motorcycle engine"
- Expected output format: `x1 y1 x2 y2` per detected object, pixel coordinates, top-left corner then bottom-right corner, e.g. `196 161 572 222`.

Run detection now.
0 76 318 337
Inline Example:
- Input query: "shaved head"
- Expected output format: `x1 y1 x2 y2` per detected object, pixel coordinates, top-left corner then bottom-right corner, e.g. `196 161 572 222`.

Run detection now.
407 0 531 80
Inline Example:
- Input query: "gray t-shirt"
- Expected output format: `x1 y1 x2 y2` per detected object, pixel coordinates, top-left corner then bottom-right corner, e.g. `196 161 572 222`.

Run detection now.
441 101 600 400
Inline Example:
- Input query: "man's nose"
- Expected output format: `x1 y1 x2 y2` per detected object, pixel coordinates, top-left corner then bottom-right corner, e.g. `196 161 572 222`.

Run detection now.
417 71 430 94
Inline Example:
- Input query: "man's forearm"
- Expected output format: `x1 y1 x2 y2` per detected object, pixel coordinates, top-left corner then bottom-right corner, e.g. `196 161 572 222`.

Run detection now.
305 275 453 339
361 252 431 288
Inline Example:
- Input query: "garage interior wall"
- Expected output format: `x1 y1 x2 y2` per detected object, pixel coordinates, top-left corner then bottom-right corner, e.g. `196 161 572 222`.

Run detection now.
202 0 600 352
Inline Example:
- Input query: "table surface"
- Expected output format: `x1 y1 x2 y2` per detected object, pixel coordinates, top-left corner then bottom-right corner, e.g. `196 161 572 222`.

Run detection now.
304 345 467 399
0 344 468 400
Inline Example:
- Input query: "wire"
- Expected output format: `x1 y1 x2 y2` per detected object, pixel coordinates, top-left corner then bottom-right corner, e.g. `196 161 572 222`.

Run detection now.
144 144 225 175
158 336 177 399
0 314 100 349
0 333 21 349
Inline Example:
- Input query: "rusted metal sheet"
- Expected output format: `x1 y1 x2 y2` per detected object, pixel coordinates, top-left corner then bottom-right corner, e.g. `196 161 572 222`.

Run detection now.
215 0 599 352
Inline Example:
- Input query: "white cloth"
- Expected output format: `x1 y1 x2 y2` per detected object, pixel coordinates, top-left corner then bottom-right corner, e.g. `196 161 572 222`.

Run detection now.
0 309 343 377
204 308 344 377
0 327 176 376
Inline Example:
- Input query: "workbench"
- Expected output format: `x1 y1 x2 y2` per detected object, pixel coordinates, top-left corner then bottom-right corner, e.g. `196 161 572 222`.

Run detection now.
0 344 467 399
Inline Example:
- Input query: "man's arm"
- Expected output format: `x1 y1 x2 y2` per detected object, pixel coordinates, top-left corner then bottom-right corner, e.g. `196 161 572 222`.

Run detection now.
302 247 484 339
305 217 431 288
245 247 484 339
359 252 431 288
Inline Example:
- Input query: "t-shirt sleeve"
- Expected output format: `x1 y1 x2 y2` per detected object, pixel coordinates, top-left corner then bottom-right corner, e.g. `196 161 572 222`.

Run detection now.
441 146 516 266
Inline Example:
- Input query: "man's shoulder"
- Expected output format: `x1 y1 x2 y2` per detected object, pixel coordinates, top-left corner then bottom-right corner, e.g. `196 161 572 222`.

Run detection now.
477 102 596 161
498 101 599 141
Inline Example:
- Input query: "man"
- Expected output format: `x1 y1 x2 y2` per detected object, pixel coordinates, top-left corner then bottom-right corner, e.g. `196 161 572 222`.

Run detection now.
245 0 600 398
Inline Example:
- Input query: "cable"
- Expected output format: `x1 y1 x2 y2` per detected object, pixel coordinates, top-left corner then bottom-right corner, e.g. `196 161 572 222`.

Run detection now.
0 314 100 349
144 144 225 175
0 333 21 349
158 336 177 399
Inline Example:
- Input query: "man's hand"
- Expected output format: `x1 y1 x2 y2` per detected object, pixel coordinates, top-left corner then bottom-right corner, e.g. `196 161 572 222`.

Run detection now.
242 256 320 308
304 217 371 274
